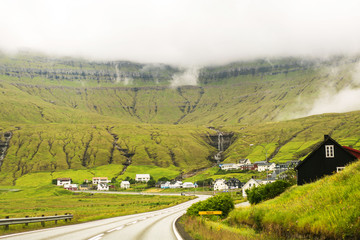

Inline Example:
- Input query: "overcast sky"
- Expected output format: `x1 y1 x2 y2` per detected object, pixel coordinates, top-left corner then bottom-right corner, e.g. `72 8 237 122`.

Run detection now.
1 0 360 66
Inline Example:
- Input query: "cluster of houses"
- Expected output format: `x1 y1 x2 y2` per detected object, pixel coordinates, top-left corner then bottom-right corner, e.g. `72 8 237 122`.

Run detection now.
155 180 196 189
56 174 152 191
219 159 299 173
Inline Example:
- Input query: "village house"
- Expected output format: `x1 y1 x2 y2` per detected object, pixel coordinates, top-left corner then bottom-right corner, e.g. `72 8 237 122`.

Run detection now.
161 181 171 189
121 181 130 189
255 161 277 172
57 178 71 186
295 135 360 185
170 181 183 188
242 178 262 197
92 177 110 185
213 179 229 191
135 174 151 182
220 163 239 171
238 158 251 165
239 164 258 171
63 183 78 191
97 183 109 191
79 184 90 191
155 181 167 188
225 178 242 189
182 182 195 188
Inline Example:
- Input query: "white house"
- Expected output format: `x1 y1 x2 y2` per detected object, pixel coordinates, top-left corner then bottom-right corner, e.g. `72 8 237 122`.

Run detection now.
135 174 151 182
161 181 171 189
97 183 109 191
92 177 110 185
238 158 251 165
242 178 262 197
182 182 195 188
220 163 239 171
170 181 183 188
57 178 71 186
213 179 229 191
121 181 130 189
255 162 277 172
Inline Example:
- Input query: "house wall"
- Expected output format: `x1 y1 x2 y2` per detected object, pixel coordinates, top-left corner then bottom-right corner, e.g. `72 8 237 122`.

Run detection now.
297 138 357 185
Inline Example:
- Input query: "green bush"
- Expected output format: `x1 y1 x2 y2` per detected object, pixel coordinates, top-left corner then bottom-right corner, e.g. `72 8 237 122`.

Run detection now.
246 180 291 204
186 194 234 218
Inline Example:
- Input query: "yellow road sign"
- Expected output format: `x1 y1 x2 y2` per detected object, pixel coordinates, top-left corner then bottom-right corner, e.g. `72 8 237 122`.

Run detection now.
198 211 222 215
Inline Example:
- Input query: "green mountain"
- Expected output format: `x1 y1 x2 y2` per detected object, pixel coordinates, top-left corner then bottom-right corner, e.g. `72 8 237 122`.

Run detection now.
1 52 360 185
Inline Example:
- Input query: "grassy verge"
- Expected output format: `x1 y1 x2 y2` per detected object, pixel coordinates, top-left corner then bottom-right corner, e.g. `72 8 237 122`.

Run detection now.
227 160 360 239
0 185 193 235
178 215 264 240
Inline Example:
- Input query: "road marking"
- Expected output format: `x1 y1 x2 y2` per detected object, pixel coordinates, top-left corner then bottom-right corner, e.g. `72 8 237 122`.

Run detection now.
173 214 183 240
126 220 138 226
88 233 104 240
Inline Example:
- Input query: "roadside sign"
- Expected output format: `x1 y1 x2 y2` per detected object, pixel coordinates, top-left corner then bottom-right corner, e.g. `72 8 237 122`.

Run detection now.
198 211 222 215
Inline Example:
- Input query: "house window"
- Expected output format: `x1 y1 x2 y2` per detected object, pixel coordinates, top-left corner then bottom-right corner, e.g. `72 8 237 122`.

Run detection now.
325 145 334 158
337 167 345 172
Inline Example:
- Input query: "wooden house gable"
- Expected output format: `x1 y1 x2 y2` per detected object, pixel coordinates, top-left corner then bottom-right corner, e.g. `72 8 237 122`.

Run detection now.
295 135 357 185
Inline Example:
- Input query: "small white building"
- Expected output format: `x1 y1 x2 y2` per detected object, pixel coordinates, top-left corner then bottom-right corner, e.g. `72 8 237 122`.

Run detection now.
220 163 239 171
182 182 195 188
213 179 229 191
121 181 130 189
97 183 109 191
57 178 71 186
256 162 277 172
170 181 183 188
242 178 263 197
92 177 110 185
135 174 151 182
238 158 251 165
161 181 171 189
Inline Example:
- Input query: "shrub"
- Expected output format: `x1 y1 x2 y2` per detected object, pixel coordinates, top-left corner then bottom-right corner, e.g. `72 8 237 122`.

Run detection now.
186 194 234 218
246 180 291 204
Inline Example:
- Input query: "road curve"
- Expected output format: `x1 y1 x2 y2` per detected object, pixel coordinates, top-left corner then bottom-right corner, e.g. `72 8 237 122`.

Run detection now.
0 194 209 240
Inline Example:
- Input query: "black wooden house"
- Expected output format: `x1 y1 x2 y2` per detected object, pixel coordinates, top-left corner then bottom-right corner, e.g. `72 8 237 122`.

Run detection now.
295 135 358 185
225 178 242 189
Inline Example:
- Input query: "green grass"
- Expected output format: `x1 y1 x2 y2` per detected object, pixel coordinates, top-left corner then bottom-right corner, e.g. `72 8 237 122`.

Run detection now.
0 185 193 235
227 160 360 239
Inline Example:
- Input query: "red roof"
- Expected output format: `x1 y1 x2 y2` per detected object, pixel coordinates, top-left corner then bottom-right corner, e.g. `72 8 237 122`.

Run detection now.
343 146 360 159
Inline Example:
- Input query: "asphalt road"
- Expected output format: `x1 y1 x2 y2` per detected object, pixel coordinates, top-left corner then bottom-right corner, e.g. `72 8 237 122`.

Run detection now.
0 194 209 240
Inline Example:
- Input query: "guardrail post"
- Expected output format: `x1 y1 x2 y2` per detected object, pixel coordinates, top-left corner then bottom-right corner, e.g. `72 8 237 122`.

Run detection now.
25 216 29 226
4 216 9 230
54 214 57 224
41 215 45 227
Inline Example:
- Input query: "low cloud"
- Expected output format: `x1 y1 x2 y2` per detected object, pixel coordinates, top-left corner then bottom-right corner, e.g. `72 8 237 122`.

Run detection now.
304 62 360 116
1 0 360 66
171 67 199 87
306 87 360 116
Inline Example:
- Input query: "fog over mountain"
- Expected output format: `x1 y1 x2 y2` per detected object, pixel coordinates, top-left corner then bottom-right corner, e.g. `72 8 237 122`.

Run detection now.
1 0 360 66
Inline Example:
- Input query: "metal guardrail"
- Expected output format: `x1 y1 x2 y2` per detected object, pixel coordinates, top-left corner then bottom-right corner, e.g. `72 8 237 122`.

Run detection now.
0 214 73 229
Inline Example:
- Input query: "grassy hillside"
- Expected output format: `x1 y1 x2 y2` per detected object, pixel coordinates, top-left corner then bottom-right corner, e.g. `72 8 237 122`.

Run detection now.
0 123 216 185
1 53 359 126
227 160 360 239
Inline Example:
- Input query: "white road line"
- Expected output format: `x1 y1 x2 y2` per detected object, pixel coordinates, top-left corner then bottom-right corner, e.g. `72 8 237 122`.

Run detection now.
88 233 104 240
173 214 183 240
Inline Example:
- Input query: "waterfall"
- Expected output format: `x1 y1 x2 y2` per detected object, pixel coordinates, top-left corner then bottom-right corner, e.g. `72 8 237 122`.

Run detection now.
0 132 12 169
214 131 224 164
